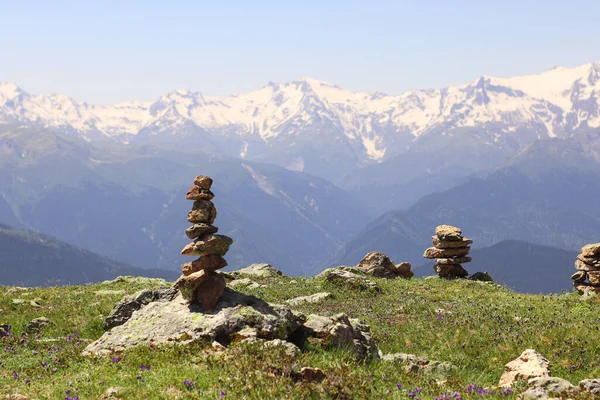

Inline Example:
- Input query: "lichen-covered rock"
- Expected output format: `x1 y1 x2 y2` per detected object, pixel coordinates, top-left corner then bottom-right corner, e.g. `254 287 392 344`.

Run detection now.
233 263 284 278
175 270 210 300
229 278 263 290
323 269 379 291
102 287 178 330
382 353 458 379
187 200 217 224
84 289 302 355
435 225 463 241
286 292 331 306
356 251 413 278
303 313 379 361
499 349 550 387
521 377 579 399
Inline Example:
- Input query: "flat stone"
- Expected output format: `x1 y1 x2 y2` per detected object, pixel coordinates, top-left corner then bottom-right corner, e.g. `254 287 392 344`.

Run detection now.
286 292 331 306
434 263 469 277
575 259 600 271
181 234 233 257
574 282 600 295
498 349 550 387
432 236 473 249
187 200 217 224
185 186 215 201
228 278 263 290
182 255 228 275
588 271 600 286
233 263 284 278
185 223 218 240
323 269 379 291
435 225 463 241
193 271 226 311
83 289 302 356
577 254 600 267
435 256 472 265
193 175 213 189
571 271 587 283
581 243 600 258
424 247 470 259
103 287 179 330
175 270 210 300
522 377 578 399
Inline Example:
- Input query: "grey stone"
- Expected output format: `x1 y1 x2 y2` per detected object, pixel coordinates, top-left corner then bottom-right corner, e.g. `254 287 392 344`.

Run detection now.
499 349 550 387
84 289 302 355
521 377 578 399
233 263 284 278
323 270 379 291
579 378 600 395
102 287 178 330
228 278 263 290
303 313 379 361
262 339 300 357
25 317 54 331
286 292 331 306
382 353 457 379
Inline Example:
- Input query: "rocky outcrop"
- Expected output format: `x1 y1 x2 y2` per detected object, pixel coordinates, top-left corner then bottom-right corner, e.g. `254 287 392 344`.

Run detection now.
382 353 457 379
355 251 413 279
521 377 578 399
499 349 550 387
102 287 178 330
176 176 233 310
322 269 379 291
232 263 284 278
303 313 379 361
84 289 303 355
424 225 473 278
572 242 600 295
286 292 331 306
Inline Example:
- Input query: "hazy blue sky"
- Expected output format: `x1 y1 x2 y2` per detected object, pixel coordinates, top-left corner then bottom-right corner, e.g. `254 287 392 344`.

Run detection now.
1 0 599 104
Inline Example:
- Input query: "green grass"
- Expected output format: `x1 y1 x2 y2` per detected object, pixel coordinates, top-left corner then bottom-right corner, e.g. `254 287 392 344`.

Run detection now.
1 275 599 399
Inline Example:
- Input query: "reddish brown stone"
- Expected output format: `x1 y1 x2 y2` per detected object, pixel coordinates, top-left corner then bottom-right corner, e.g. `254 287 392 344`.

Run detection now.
186 186 215 201
187 200 217 224
434 263 469 277
435 225 463 241
180 234 233 257
193 175 213 189
181 255 228 275
185 223 218 240
424 246 470 259
432 236 473 249
175 270 209 300
193 271 226 311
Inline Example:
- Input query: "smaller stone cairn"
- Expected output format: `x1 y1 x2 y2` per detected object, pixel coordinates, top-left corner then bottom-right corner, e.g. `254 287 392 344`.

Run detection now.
175 175 233 310
424 225 472 278
572 243 600 295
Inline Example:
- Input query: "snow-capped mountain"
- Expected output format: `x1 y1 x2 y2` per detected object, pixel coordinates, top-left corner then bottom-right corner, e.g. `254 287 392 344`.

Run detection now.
1 61 599 179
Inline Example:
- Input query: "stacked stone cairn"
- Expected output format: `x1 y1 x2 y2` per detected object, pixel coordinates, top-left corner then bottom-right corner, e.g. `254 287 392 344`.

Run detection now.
572 243 600 294
423 225 472 278
175 176 233 310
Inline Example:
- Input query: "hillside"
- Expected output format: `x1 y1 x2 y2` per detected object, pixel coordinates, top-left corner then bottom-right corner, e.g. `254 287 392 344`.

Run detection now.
413 240 578 294
333 139 600 269
1 274 599 399
0 224 178 286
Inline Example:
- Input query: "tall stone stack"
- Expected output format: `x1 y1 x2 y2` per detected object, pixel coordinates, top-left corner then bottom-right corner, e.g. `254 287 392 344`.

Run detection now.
175 175 233 310
424 225 472 278
572 243 600 294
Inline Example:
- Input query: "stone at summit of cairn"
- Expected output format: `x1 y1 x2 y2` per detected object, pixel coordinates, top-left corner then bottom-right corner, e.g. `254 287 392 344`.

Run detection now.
175 175 233 310
572 243 600 295
424 225 472 278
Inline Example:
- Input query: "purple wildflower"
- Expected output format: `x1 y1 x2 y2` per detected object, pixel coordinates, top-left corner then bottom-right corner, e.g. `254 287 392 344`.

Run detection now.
437 314 443 320
41 361 47 367
112 356 119 363
25 379 31 384
397 383 402 390
12 372 18 379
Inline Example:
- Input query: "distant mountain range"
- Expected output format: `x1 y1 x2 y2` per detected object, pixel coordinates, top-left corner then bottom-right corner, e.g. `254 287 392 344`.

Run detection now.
1 62 599 182
0 222 178 286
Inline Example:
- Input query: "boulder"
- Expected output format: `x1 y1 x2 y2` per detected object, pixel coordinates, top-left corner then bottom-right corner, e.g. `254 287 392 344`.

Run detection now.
185 223 218 240
286 292 331 306
424 247 470 259
233 263 284 278
521 377 578 399
262 339 300 357
187 200 217 224
581 243 600 258
435 257 472 265
468 272 494 282
434 264 469 277
193 175 213 189
194 272 226 311
432 236 473 249
498 349 550 387
180 234 233 257
84 289 303 355
356 251 394 277
435 225 463 241
181 255 227 275
303 313 379 361
102 287 178 330
185 186 215 201
25 317 54 331
175 270 210 300
579 378 600 395
323 269 379 291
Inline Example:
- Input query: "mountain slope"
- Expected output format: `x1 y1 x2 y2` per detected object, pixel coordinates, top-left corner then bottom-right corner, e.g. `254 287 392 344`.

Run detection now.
1 62 599 180
413 240 578 294
0 223 178 286
333 139 600 268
